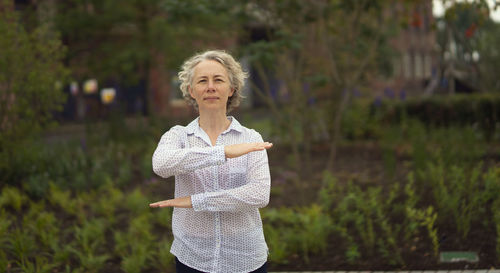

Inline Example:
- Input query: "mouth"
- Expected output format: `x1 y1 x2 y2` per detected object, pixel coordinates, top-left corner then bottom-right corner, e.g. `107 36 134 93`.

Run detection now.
204 97 219 100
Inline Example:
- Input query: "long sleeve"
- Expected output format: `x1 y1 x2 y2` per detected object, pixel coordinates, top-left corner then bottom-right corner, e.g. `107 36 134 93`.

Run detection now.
152 126 226 178
191 132 271 212
167 117 270 273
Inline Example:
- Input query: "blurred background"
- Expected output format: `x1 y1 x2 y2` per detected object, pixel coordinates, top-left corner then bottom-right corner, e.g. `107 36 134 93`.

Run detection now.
1 0 500 272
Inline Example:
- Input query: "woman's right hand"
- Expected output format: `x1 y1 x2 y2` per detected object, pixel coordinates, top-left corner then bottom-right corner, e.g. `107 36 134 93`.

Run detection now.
224 142 273 158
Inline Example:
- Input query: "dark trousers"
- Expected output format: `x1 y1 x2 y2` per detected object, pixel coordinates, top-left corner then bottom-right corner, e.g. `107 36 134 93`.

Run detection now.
175 257 267 273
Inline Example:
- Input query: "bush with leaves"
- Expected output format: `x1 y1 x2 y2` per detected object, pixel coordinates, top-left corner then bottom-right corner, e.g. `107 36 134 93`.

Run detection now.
0 0 68 185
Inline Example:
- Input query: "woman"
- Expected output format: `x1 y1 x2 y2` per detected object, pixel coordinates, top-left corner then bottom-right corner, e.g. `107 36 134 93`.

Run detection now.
149 50 272 273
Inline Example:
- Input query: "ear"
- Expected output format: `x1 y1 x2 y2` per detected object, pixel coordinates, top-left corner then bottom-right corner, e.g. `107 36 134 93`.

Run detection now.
229 88 235 97
188 85 195 99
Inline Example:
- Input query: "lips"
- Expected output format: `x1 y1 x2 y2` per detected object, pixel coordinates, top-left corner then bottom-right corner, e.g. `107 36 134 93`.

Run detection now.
204 96 219 100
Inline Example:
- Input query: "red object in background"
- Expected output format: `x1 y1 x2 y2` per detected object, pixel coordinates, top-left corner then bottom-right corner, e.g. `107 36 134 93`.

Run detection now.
412 12 422 27
465 23 477 38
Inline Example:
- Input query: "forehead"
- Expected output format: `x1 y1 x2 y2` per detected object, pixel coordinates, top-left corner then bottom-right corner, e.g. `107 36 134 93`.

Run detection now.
193 60 228 78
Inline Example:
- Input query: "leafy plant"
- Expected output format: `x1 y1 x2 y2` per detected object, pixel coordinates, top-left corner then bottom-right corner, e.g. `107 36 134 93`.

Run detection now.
124 189 150 215
0 186 28 212
18 256 55 273
8 228 37 266
154 239 175 272
407 206 439 257
0 210 11 253
68 219 109 272
115 213 155 273
0 250 8 273
419 161 484 239
90 179 123 224
0 0 68 185
120 243 152 273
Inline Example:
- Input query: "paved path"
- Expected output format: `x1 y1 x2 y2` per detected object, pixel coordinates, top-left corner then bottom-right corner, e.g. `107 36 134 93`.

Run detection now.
270 270 499 273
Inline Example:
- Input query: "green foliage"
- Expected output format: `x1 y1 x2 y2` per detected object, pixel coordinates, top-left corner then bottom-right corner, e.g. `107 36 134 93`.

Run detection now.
0 186 27 212
244 0 404 172
154 239 174 272
48 183 86 220
381 94 500 141
0 210 11 252
0 250 7 273
342 98 383 140
18 256 55 273
418 161 485 239
53 0 238 87
124 188 150 215
152 206 173 229
407 206 439 257
8 228 37 266
262 205 332 264
332 182 404 265
68 219 110 272
115 213 155 273
0 1 68 176
320 169 446 266
90 180 123 224
22 202 61 251
494 198 500 262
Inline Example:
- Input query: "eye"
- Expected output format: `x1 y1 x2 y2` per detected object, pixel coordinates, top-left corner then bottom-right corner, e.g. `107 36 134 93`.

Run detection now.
215 78 224 82
198 79 206 83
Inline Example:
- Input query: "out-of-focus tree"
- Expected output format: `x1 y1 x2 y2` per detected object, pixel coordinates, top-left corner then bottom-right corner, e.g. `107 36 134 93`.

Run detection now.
435 0 493 93
0 0 68 157
243 0 406 174
52 0 243 115
476 20 500 91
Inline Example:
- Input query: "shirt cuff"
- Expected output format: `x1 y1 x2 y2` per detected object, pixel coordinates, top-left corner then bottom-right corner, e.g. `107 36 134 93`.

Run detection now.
191 193 207 212
213 145 226 165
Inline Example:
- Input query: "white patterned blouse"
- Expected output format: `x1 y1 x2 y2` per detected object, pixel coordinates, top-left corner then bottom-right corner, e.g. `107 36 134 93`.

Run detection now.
152 116 271 273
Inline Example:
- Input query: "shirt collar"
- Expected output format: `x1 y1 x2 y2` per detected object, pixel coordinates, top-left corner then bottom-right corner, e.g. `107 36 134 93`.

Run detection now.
185 116 243 136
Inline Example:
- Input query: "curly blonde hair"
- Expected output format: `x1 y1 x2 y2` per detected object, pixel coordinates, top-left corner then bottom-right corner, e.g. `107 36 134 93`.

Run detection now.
178 50 248 113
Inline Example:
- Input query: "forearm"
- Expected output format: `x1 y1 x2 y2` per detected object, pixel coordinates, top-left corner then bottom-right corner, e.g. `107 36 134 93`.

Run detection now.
152 145 226 178
191 184 270 212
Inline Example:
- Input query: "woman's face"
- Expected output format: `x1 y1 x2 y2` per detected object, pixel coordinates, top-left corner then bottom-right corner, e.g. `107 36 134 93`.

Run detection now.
189 60 234 113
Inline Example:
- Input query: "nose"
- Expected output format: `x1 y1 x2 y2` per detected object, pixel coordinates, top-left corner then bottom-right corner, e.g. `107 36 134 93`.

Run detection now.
207 79 216 92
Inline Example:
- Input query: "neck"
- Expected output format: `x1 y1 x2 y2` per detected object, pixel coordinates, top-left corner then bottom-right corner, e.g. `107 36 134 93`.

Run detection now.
198 109 230 135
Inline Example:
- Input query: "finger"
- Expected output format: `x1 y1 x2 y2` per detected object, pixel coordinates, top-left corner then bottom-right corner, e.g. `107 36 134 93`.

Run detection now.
263 142 273 148
149 201 167 207
257 142 273 149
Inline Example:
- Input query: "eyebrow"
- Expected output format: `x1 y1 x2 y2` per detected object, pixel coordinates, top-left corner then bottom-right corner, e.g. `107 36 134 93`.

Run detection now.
195 74 227 80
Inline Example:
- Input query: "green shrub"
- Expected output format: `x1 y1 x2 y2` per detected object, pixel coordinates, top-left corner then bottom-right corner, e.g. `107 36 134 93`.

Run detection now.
124 189 150 215
18 256 55 273
342 98 383 140
68 219 109 272
0 2 68 183
418 161 485 239
8 228 37 266
380 94 500 140
262 205 332 264
0 210 11 251
0 186 27 212
154 239 174 272
115 213 155 273
320 170 443 266
0 250 7 273
90 179 123 224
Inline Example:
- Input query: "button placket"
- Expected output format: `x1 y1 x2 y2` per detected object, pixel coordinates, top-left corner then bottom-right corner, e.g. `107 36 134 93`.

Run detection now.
213 136 223 272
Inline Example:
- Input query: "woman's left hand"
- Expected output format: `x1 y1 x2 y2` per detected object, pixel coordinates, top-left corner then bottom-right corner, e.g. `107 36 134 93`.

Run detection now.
149 196 192 208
